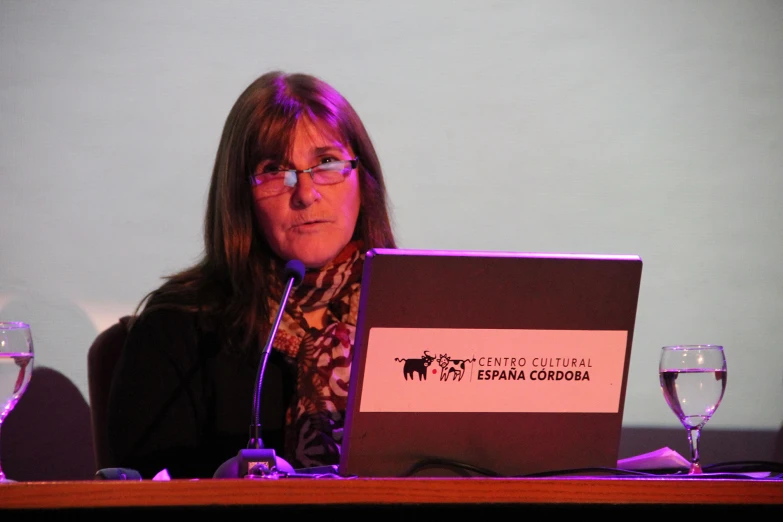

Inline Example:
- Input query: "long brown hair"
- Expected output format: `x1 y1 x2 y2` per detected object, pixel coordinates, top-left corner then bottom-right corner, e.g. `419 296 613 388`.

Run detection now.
134 71 396 349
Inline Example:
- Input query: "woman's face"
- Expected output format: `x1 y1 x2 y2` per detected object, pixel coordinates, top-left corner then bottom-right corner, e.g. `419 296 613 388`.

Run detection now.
252 119 361 268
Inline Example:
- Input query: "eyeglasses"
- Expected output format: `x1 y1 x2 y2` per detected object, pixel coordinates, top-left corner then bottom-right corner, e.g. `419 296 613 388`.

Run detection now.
250 157 359 197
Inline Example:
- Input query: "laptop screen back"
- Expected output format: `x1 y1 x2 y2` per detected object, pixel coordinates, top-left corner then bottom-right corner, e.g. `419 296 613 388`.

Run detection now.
339 248 643 478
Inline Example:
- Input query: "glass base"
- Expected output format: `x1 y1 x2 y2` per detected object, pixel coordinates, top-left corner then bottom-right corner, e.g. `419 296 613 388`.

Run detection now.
687 463 702 475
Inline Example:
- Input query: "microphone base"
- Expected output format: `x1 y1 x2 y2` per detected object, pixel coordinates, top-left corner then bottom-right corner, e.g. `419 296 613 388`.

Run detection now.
213 448 295 479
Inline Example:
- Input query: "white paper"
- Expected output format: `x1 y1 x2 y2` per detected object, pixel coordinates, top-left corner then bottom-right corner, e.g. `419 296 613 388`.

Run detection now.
152 468 171 481
617 447 690 470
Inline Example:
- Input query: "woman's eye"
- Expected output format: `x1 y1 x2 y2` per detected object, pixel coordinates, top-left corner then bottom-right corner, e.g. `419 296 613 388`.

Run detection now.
319 156 339 165
260 164 282 174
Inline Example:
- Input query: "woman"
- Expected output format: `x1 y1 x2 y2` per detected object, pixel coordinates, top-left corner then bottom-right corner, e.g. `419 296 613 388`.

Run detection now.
106 71 396 479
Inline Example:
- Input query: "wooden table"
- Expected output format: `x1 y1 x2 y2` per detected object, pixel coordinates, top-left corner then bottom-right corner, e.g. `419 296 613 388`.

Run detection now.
1 477 781 514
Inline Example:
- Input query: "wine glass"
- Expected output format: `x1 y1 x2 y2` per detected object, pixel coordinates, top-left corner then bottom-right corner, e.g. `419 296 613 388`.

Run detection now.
659 344 726 475
0 322 34 483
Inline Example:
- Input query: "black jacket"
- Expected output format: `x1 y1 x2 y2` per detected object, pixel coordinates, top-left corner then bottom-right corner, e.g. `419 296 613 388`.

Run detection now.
106 308 295 479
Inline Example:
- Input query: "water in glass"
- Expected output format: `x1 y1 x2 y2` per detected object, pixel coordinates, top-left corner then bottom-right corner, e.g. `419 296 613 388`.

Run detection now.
0 322 35 483
659 344 726 475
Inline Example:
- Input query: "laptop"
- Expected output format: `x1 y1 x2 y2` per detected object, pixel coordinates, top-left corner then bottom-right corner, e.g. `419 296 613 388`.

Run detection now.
338 248 643 478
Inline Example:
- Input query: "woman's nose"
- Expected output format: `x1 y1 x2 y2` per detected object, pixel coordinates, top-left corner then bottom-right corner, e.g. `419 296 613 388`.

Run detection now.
290 172 321 208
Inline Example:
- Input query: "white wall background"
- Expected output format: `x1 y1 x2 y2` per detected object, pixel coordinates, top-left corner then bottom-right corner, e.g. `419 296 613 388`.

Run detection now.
1 0 781 434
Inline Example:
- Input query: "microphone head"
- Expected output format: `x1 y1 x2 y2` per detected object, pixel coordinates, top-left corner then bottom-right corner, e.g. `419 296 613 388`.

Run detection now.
284 259 306 287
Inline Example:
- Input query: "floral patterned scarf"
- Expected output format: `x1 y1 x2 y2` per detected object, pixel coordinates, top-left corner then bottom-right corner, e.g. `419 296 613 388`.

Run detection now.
266 239 364 469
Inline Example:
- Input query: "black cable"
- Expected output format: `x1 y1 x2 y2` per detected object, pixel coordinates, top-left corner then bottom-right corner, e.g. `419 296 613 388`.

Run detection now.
517 467 659 478
402 459 657 478
703 460 783 473
401 457 502 477
399 457 783 480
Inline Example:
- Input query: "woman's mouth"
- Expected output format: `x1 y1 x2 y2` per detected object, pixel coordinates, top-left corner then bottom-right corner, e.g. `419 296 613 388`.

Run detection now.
291 219 329 231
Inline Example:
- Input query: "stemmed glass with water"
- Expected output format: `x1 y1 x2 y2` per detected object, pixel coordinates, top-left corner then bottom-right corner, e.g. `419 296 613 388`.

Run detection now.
659 344 726 475
0 322 35 483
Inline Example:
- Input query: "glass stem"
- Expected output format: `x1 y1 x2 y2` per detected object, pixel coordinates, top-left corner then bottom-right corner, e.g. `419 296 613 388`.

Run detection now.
686 427 702 475
0 422 5 481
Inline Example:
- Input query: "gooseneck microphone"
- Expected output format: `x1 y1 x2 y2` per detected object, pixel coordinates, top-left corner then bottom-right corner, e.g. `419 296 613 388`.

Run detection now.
250 259 305 449
214 259 305 479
